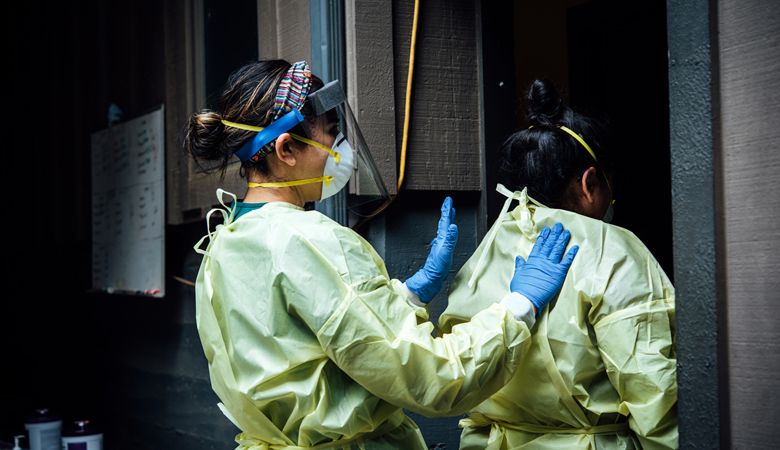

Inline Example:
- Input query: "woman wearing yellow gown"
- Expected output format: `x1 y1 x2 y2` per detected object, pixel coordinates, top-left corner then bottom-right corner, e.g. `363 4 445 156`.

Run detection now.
441 80 676 449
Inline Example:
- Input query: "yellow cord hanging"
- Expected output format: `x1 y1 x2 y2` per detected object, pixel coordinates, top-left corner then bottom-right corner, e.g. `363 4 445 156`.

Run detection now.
353 0 419 230
396 0 419 191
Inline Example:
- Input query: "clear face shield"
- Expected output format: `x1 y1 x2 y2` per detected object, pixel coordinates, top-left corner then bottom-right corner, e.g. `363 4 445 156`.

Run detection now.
308 80 391 218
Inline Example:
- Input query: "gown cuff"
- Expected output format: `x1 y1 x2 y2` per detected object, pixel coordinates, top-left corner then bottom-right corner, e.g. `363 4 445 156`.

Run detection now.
401 282 427 308
500 292 536 328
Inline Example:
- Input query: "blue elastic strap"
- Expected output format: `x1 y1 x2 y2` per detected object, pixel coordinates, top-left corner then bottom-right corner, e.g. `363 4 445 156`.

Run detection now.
234 109 305 162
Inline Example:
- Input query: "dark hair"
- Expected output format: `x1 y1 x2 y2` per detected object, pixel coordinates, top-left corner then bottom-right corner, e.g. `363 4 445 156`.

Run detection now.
184 60 325 179
498 79 611 208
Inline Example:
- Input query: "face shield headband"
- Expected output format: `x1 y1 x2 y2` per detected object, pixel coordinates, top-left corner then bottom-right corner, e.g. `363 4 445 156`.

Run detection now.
222 61 313 163
221 61 340 166
223 109 334 163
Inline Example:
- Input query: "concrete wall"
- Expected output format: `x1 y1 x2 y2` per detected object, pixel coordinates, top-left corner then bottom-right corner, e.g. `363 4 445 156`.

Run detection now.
718 0 780 448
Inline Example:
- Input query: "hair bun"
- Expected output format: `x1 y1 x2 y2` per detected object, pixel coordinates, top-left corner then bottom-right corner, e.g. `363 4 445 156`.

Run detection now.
185 111 227 163
526 79 563 126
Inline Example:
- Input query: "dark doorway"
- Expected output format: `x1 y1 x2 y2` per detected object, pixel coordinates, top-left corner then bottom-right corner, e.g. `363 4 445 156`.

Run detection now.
204 0 258 108
484 0 673 276
567 0 672 275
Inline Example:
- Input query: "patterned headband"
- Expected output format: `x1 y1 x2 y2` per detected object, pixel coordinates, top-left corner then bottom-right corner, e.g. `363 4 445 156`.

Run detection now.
273 61 312 119
249 61 313 162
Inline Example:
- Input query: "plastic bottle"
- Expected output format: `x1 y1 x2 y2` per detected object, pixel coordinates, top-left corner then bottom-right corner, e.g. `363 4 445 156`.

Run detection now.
12 435 25 450
24 408 61 450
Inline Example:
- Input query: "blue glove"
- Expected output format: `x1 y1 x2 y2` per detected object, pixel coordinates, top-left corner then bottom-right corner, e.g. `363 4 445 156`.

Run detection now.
405 197 459 303
510 222 579 315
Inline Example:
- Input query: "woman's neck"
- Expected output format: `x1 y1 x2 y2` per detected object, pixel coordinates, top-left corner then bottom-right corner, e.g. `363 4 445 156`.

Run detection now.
243 186 306 207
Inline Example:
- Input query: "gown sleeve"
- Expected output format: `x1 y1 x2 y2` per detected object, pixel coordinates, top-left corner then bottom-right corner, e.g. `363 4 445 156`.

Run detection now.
277 222 533 417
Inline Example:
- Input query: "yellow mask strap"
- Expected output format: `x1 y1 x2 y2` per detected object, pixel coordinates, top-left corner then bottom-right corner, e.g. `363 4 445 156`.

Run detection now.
220 120 262 132
291 134 341 164
247 176 334 189
220 120 340 164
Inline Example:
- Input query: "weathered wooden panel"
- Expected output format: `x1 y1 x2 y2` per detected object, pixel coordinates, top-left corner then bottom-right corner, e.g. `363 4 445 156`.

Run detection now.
393 0 481 190
258 0 311 63
276 0 311 63
719 0 780 448
257 0 278 59
345 0 398 193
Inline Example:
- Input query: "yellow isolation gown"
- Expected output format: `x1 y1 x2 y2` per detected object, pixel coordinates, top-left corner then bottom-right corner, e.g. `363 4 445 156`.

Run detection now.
194 190 535 449
440 186 677 449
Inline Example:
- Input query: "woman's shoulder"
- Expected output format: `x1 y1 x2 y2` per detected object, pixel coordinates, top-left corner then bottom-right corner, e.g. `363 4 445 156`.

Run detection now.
241 204 370 260
535 207 654 268
255 206 386 284
533 207 673 301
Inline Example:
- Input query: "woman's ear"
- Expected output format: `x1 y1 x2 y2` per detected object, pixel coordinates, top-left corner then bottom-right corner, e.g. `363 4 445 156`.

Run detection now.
579 166 599 204
274 133 297 167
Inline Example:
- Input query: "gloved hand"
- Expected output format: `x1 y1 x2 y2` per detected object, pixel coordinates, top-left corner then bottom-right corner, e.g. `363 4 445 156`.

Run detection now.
405 197 459 303
510 223 579 316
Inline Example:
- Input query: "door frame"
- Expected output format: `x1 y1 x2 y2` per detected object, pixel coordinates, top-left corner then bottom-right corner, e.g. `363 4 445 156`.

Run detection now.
666 0 728 447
